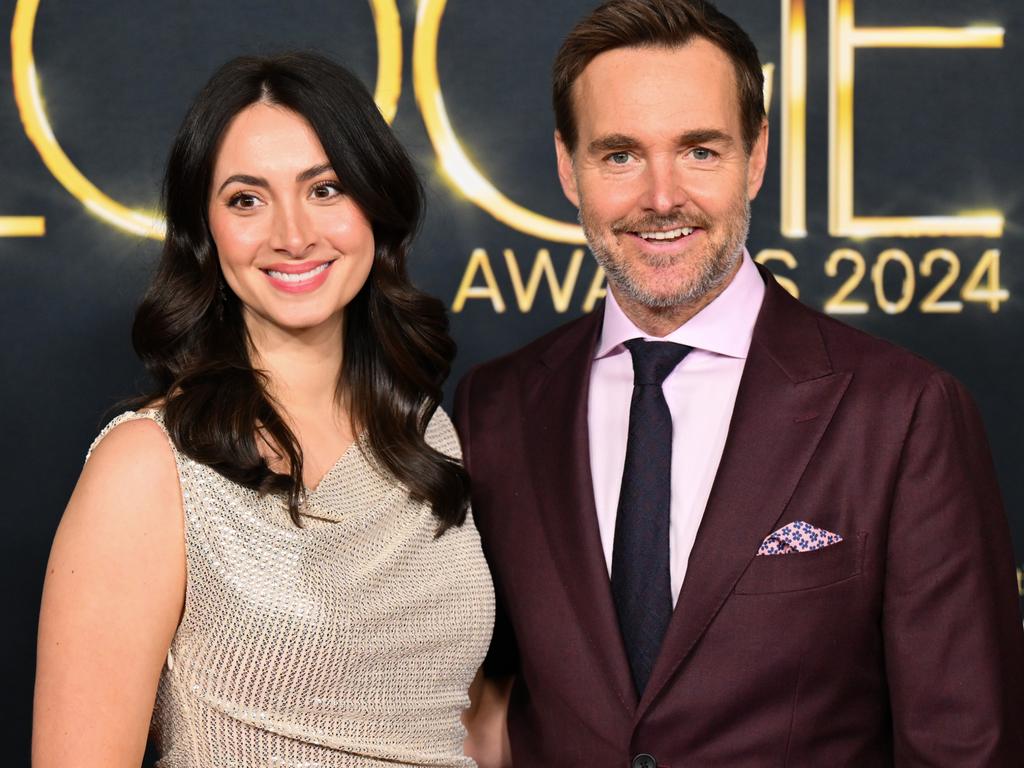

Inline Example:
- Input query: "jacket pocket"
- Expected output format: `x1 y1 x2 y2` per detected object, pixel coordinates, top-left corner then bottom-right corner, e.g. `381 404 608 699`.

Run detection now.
734 532 866 595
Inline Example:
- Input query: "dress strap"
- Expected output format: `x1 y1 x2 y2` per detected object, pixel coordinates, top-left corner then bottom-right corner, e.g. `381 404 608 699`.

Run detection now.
85 409 174 465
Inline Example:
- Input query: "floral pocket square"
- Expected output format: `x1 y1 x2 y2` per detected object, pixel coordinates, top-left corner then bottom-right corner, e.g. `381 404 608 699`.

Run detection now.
757 521 843 556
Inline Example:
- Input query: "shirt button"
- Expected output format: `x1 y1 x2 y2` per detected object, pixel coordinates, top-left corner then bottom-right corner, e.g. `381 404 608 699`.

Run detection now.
631 755 657 768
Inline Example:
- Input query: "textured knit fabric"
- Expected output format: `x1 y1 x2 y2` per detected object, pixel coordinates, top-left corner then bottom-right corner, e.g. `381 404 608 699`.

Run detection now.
88 409 495 768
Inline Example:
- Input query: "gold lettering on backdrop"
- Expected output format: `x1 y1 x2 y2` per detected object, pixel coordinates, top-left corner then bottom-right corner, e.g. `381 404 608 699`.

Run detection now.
9 0 402 240
452 247 1006 315
413 0 584 245
452 248 607 313
871 249 915 315
822 248 1006 314
960 249 1008 312
918 249 962 314
781 0 807 238
754 249 800 298
0 216 45 236
414 0 774 243
504 248 585 313
828 0 1004 238
452 248 506 313
824 248 870 314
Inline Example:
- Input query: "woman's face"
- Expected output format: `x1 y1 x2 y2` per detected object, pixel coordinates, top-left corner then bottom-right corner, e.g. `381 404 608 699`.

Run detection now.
208 102 375 338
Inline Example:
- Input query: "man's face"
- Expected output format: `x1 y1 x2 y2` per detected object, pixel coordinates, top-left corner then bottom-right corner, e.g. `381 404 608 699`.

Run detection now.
556 40 768 311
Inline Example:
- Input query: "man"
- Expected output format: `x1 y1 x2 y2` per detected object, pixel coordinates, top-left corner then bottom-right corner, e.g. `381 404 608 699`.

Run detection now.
455 0 1024 765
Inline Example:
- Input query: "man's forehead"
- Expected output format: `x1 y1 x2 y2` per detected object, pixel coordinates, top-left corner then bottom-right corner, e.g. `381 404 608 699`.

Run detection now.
573 39 738 99
570 40 742 140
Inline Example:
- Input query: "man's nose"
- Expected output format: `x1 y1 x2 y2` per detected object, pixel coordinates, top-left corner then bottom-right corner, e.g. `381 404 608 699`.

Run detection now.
269 201 315 257
640 157 688 215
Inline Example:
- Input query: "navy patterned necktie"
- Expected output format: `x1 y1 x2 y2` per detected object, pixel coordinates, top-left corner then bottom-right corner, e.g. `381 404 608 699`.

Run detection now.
611 338 692 697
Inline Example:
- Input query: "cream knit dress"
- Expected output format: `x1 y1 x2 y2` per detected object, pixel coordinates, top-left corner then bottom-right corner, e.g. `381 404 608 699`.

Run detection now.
89 408 495 767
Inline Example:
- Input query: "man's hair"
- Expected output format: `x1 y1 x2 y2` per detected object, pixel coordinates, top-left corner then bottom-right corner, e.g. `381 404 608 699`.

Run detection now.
553 0 766 154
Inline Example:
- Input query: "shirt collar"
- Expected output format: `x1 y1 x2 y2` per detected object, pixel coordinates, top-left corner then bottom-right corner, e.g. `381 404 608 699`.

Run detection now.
595 249 765 360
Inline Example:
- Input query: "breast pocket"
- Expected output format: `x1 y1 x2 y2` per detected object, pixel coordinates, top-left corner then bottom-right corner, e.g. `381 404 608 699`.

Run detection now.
733 532 867 595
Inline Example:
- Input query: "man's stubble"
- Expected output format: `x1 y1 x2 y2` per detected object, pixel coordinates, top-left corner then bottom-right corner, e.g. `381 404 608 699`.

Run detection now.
580 193 751 311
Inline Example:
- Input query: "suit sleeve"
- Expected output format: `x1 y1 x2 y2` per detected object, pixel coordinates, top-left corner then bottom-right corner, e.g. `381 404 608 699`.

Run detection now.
454 368 519 679
882 370 1024 765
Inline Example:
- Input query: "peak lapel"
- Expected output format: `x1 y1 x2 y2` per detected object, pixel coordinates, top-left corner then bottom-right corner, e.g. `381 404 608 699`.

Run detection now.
636 272 852 719
523 310 636 714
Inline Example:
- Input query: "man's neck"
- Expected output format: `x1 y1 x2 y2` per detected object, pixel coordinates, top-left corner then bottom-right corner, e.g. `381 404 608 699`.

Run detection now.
611 260 742 338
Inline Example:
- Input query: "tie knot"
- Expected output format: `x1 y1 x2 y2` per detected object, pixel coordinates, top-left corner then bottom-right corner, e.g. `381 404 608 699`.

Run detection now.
624 339 692 386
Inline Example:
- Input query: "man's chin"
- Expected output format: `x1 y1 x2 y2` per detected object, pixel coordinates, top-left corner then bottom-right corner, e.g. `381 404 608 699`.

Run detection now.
609 277 705 311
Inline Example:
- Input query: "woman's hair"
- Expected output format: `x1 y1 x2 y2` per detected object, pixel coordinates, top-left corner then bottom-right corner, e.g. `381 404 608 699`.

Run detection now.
131 51 469 533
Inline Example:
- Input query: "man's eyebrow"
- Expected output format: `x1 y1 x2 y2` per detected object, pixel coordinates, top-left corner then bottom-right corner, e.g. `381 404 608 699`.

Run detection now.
586 129 735 156
677 129 734 147
587 134 641 155
215 163 335 195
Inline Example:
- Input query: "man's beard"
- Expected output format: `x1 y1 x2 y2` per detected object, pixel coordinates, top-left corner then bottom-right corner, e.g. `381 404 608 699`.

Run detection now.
580 195 751 310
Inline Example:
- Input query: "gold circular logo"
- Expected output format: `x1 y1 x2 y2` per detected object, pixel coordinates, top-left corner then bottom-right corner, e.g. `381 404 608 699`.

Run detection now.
11 0 403 240
413 0 585 244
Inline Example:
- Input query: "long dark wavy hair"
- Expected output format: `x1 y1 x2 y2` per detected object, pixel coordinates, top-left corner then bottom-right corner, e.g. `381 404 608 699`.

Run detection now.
131 52 469 533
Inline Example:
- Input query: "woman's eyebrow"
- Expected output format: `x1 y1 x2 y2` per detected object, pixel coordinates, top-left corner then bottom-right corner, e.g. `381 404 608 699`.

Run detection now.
216 173 267 195
216 163 335 195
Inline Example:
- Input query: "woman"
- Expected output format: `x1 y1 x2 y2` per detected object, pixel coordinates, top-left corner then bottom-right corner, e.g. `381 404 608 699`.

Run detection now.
34 52 495 767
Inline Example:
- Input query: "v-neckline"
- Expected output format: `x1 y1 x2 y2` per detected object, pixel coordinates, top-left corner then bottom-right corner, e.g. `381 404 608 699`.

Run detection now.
304 432 368 496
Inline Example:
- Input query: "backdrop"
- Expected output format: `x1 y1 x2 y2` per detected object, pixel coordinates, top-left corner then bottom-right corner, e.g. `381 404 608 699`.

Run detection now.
2 0 1021 761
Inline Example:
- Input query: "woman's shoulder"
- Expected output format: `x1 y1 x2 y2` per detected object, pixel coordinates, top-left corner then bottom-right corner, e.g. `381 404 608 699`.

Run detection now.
68 410 183 556
85 409 176 476
424 405 461 461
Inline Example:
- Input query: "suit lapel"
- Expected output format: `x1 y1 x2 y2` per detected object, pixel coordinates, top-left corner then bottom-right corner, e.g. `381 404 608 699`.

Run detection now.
636 271 852 719
523 308 636 714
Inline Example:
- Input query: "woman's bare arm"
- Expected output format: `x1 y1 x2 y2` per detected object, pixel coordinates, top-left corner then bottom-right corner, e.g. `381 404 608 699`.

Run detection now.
33 419 185 767
463 669 513 768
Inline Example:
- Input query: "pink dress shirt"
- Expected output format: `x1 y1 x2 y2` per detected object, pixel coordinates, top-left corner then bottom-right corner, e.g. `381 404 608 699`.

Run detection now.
587 252 765 605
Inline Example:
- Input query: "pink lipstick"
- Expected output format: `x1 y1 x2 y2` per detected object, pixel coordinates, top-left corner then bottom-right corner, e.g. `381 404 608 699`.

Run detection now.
261 260 335 294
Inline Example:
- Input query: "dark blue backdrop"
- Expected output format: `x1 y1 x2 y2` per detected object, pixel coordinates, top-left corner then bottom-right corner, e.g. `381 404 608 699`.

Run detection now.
2 1 1020 762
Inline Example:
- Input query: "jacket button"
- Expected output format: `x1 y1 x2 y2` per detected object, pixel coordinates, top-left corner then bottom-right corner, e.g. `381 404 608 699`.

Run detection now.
631 755 657 768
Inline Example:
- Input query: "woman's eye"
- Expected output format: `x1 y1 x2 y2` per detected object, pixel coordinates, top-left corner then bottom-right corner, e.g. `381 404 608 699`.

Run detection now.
228 193 260 210
311 182 342 200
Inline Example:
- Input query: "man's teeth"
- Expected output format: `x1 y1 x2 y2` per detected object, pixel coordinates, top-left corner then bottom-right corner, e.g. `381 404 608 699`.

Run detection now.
638 227 694 241
266 262 331 282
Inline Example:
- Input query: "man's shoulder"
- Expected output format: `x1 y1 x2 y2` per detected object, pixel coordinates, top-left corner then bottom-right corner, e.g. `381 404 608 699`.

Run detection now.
764 284 976 430
820 311 936 375
762 278 943 387
460 310 600 387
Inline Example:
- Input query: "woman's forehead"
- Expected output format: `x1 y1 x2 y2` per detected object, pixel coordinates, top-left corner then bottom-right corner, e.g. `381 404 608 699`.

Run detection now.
214 103 328 178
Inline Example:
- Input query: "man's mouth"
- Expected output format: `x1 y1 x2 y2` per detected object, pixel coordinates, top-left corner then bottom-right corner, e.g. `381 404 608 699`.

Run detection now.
635 226 696 242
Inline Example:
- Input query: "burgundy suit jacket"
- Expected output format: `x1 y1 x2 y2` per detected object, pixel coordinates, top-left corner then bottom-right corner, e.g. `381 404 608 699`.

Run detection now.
454 268 1024 767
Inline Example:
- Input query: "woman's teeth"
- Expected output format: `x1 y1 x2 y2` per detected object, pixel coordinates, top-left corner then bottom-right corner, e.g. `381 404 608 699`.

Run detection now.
266 262 331 282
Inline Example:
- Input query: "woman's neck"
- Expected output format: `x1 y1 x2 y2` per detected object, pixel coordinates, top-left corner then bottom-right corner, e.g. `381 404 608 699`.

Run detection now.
244 310 346 419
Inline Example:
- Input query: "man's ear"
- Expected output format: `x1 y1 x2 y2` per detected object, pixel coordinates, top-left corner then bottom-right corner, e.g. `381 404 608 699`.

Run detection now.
554 131 580 208
746 118 769 200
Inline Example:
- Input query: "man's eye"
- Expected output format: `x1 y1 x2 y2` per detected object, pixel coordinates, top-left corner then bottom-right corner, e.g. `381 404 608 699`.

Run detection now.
692 147 716 161
607 152 632 165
